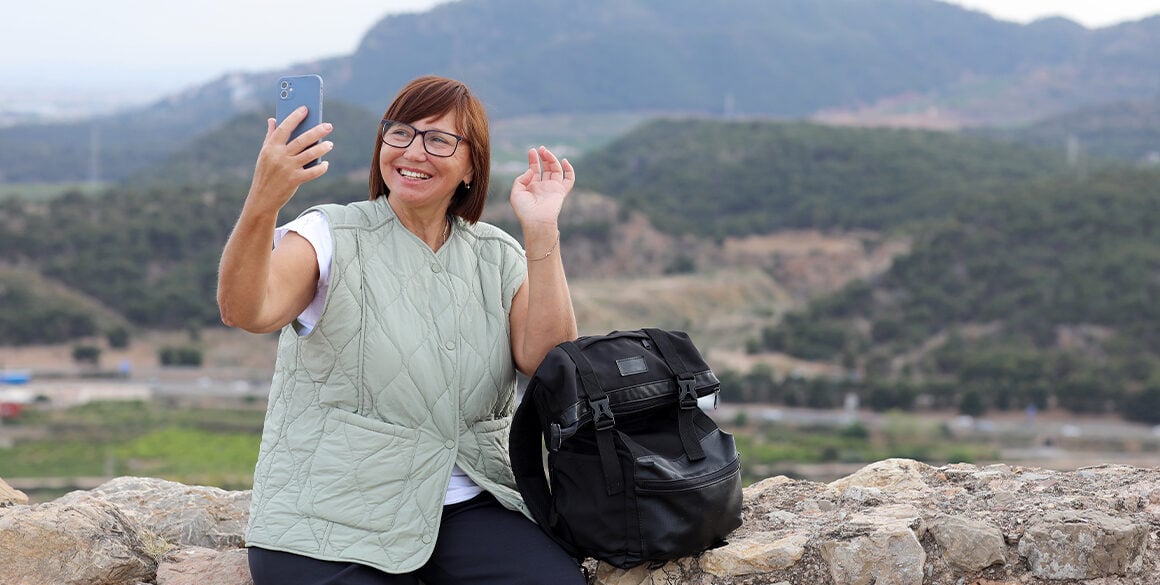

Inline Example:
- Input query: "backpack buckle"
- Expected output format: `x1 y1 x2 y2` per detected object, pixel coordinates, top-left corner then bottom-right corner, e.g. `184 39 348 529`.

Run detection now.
590 397 615 431
678 375 699 410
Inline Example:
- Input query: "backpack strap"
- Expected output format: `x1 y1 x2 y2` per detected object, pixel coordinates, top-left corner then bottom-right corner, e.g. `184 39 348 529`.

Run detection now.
643 328 706 461
561 341 626 495
510 380 581 559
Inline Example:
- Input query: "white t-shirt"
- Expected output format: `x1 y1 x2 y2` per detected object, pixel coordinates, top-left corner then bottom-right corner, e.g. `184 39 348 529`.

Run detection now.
275 210 484 505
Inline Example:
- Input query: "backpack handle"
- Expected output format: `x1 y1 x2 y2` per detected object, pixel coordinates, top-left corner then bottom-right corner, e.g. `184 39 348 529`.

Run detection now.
561 341 625 495
643 328 707 461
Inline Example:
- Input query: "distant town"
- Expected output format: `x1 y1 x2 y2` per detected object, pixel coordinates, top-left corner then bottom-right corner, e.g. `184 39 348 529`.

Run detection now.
0 87 155 127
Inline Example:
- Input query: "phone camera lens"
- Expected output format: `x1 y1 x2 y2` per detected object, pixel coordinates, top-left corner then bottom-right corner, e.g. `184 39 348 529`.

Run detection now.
280 90 290 99
280 81 290 90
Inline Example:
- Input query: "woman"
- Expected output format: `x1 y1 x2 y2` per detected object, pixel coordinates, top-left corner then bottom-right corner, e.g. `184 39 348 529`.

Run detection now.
218 76 585 584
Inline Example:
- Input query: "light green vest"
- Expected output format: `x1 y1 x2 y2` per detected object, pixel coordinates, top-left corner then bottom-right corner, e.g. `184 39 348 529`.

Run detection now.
245 198 530 574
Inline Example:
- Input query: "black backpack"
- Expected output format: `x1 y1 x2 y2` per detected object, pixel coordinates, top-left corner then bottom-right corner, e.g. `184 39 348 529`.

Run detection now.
510 328 743 569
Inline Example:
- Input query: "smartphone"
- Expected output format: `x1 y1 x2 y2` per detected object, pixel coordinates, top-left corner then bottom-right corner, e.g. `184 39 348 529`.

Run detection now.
275 74 324 168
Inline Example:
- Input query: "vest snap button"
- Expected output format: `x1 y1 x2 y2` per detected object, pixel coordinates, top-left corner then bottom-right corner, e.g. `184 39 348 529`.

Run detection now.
431 263 442 273
422 534 433 544
445 439 455 449
445 341 456 351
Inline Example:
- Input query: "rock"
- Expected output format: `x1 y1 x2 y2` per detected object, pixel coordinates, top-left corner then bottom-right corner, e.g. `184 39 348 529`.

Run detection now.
6 460 1160 584
0 500 166 585
0 476 28 506
926 513 1006 573
828 458 932 494
742 475 794 501
700 531 809 576
817 505 926 585
1017 509 1149 579
156 547 252 585
56 476 250 549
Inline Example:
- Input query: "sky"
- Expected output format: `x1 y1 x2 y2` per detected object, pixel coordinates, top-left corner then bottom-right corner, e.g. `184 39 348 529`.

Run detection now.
0 0 451 105
1 0 1158 110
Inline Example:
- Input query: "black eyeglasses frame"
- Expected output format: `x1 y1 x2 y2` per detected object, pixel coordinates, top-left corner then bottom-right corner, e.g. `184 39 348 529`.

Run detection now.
380 120 467 158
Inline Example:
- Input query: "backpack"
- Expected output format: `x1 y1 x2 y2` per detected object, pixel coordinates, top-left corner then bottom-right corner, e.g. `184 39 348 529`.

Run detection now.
510 328 743 569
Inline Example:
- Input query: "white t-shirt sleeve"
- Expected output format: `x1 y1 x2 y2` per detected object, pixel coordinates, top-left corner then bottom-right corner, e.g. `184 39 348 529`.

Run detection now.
273 210 332 336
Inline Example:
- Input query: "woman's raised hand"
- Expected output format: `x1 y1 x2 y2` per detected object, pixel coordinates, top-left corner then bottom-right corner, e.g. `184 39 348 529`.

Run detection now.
248 106 334 213
510 145 575 230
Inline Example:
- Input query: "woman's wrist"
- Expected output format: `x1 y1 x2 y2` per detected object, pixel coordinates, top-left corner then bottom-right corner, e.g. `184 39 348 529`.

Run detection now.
526 233 560 262
522 225 561 263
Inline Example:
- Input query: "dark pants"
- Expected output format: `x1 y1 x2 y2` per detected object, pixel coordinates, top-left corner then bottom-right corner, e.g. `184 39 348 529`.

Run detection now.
248 492 587 585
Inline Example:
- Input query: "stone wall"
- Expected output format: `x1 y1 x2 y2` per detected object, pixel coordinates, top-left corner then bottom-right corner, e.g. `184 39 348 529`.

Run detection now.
2 459 1159 585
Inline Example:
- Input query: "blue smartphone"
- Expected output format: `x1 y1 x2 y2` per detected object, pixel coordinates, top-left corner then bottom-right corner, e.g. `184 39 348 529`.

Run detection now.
275 74 324 168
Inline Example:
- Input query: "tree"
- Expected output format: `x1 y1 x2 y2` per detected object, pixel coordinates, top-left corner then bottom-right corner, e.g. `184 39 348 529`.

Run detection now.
72 345 102 366
958 389 986 418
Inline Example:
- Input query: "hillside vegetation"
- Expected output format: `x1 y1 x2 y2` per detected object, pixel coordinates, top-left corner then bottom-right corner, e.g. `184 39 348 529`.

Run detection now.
0 179 361 342
977 96 1160 163
0 117 1081 343
578 118 1079 236
755 168 1160 422
4 113 1160 427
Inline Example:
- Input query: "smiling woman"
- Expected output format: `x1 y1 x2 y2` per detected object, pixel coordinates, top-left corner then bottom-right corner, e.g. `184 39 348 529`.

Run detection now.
217 74 585 584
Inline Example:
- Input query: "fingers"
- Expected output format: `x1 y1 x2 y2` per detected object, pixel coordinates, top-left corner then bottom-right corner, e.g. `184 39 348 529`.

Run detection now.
514 166 536 187
254 113 333 185
561 157 575 184
271 106 332 148
528 145 573 182
273 105 310 135
294 141 334 172
288 122 333 153
264 109 333 170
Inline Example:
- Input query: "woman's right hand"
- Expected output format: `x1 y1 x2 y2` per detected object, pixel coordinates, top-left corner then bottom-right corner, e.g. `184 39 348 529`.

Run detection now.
217 108 332 334
247 106 334 214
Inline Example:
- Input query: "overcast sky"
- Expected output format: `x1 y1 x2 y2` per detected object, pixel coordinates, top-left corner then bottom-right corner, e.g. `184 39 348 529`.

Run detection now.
2 0 1157 102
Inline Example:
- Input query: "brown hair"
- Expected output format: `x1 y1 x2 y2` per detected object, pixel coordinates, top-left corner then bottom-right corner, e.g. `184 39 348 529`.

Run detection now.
368 76 491 224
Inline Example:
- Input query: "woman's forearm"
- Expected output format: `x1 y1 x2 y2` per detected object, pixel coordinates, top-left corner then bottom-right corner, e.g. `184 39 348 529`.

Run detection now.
517 225 578 372
217 204 281 331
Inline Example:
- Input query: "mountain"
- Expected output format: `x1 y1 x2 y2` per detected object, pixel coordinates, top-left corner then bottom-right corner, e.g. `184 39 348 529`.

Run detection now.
3 0 1159 185
974 96 1160 164
577 118 1079 237
824 14 1160 127
0 115 1091 342
6 111 1160 423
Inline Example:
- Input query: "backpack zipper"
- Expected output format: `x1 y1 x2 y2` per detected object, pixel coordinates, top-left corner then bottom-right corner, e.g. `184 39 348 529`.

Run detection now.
636 456 741 493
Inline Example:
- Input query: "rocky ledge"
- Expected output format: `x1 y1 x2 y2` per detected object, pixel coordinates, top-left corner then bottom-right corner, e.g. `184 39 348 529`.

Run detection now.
2 459 1159 585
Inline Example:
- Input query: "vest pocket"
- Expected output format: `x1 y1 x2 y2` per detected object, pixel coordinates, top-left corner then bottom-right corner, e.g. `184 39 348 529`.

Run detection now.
298 408 420 531
470 417 513 480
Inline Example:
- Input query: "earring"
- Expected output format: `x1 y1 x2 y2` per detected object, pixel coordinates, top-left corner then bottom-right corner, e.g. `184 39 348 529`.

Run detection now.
464 182 472 190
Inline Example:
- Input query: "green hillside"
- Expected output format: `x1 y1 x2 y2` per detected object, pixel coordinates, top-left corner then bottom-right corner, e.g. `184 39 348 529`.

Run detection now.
5 117 1160 427
579 118 1082 237
0 267 130 345
0 117 1095 344
757 168 1160 421
0 179 363 343
977 96 1160 163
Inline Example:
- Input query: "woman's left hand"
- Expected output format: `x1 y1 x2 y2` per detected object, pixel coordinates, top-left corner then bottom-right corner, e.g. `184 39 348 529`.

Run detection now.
510 146 575 230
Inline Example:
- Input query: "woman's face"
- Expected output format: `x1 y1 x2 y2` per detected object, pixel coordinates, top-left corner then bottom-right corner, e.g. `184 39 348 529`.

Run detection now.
379 110 473 212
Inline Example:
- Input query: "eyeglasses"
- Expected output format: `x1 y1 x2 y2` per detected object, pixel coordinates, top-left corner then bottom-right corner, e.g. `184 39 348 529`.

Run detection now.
380 120 467 157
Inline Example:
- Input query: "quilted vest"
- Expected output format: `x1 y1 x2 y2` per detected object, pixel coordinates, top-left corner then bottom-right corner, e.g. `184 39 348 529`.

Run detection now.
245 198 530 573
